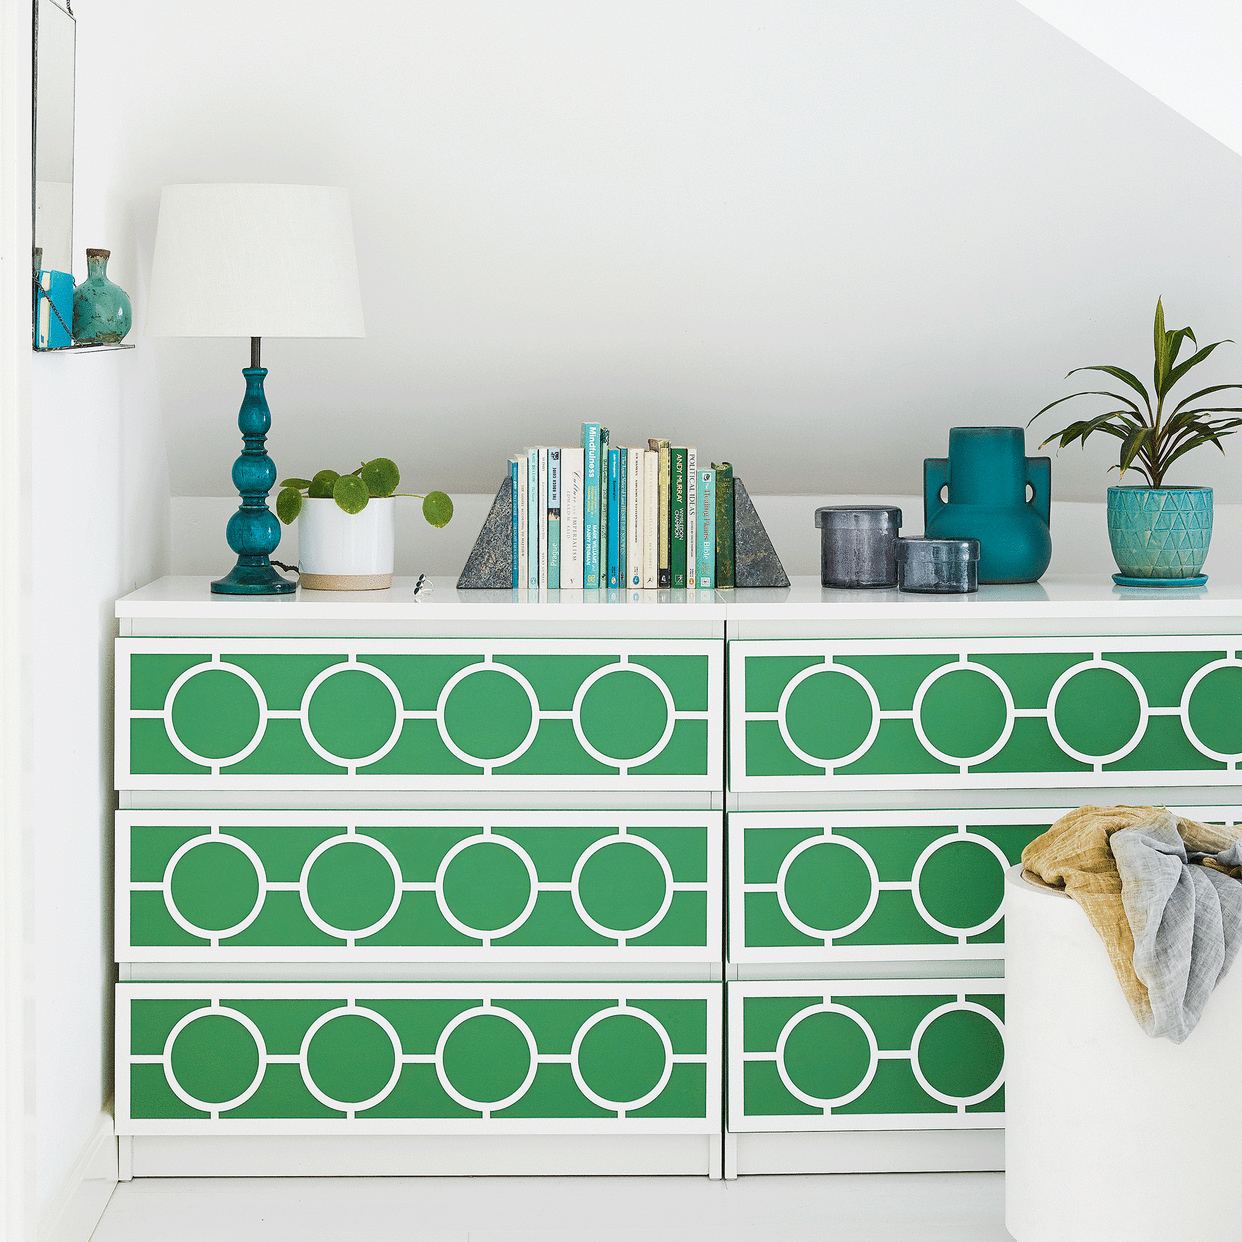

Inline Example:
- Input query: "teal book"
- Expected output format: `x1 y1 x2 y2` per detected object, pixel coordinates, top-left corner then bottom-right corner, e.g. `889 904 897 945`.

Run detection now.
670 447 688 588
509 456 521 588
581 423 601 588
547 447 562 589
696 469 716 589
617 447 628 590
526 448 539 589
599 427 610 583
607 447 621 588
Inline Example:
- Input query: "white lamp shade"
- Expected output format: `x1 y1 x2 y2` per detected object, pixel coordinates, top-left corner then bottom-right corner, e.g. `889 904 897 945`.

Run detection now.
144 183 365 338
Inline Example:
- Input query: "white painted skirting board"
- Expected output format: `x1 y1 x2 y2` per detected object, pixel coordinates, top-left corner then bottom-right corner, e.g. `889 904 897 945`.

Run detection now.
127 1134 720 1180
38 1108 117 1242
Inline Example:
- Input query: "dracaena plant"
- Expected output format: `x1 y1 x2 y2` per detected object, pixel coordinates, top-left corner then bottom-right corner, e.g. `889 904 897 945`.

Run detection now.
1029 298 1242 487
276 457 453 527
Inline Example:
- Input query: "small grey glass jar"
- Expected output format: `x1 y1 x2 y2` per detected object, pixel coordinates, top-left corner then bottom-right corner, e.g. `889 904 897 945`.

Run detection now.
814 506 902 588
895 536 980 593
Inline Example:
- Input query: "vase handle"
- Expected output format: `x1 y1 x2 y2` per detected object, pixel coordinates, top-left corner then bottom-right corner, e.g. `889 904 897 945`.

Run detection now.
1025 456 1051 527
924 458 949 528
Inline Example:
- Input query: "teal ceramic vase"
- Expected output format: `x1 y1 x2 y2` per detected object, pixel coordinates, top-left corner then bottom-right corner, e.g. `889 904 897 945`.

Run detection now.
72 248 132 344
924 426 1052 584
1106 486 1212 579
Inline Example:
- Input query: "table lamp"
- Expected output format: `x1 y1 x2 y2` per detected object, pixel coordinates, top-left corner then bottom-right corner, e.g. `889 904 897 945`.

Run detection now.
145 183 365 594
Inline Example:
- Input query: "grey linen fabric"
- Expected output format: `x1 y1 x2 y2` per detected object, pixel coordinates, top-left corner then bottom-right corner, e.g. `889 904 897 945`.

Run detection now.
1110 809 1242 1043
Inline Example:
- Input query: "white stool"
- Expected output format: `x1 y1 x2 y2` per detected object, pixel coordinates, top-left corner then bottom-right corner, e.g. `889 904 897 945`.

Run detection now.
1004 865 1242 1241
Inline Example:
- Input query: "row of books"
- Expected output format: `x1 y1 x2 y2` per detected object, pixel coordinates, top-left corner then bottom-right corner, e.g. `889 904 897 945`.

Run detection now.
509 424 737 589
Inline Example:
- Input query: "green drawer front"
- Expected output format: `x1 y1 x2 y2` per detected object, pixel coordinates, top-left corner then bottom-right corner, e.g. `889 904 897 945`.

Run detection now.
730 810 1047 963
118 982 721 1135
730 636 1242 791
119 810 720 965
728 980 1004 1132
118 638 721 791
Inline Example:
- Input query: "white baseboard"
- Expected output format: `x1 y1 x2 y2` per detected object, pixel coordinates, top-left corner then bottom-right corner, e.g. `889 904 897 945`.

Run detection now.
733 1129 1004 1176
130 1133 716 1178
38 1108 117 1242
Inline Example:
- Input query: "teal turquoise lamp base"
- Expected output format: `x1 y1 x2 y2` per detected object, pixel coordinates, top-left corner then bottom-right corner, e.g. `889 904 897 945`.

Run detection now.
212 347 296 595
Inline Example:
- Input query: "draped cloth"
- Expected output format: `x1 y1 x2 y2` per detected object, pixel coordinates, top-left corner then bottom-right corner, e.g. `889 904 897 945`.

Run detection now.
1021 805 1242 1043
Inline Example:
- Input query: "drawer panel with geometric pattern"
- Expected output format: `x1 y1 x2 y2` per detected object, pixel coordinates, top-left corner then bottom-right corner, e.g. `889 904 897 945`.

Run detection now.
117 981 721 1136
118 809 720 965
729 636 1242 792
117 637 722 792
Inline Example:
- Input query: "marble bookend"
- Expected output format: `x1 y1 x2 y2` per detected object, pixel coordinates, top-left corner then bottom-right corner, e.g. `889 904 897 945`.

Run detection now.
732 478 790 588
457 475 515 589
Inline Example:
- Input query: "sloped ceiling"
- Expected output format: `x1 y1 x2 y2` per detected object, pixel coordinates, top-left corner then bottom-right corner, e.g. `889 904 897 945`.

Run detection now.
88 0 1242 502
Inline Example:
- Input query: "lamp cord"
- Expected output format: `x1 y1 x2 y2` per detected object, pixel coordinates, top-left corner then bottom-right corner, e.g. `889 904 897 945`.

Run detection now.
32 275 73 339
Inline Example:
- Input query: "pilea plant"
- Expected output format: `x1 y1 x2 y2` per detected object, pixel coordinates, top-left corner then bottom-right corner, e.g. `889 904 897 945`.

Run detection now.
276 458 453 527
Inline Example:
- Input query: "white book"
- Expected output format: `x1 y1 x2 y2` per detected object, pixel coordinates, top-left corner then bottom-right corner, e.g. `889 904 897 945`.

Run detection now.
537 446 549 589
626 446 643 588
686 447 698 589
642 449 659 589
562 446 585 589
526 448 539 589
516 454 529 589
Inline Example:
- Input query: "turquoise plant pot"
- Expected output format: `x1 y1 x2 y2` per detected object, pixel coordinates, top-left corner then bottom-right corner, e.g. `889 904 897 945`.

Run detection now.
1106 486 1212 579
72 248 132 344
924 426 1052 584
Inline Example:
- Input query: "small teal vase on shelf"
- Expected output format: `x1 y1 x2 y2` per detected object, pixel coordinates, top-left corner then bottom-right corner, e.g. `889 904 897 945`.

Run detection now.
924 426 1052 584
72 248 132 344
1106 486 1212 586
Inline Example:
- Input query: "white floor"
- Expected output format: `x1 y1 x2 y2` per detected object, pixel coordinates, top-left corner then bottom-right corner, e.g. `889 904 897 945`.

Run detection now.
90 1173 1013 1241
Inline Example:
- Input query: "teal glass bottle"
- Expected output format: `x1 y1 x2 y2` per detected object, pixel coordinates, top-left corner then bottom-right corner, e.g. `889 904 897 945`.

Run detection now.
72 248 132 344
924 426 1052 584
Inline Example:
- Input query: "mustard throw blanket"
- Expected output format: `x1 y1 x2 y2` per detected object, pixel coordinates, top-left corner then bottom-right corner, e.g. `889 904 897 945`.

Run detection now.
1022 805 1242 1043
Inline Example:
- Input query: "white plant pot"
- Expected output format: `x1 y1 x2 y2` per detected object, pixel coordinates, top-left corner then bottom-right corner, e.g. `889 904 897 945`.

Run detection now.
297 497 395 590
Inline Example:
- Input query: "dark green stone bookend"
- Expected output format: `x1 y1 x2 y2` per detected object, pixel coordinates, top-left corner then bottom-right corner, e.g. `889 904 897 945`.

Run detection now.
732 478 790 588
457 475 515 588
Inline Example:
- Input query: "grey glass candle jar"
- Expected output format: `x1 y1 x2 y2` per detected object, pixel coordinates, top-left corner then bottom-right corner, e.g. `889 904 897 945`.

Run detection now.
895 536 980 593
814 506 902 588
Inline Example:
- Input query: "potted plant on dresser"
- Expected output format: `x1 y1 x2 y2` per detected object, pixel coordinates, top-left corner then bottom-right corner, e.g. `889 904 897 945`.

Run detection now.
276 458 453 590
1031 298 1241 586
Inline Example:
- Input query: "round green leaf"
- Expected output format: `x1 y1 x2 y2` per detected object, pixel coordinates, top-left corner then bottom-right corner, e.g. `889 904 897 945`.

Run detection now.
333 474 370 514
422 490 453 528
361 457 400 497
278 477 312 489
275 486 304 525
308 469 340 499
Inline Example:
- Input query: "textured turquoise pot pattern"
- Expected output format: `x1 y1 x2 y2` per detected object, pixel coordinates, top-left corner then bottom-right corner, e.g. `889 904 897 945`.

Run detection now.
1106 486 1212 578
923 427 1052 584
72 249 132 344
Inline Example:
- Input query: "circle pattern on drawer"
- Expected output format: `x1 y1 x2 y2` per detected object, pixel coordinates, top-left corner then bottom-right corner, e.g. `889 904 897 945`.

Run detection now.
914 665 1013 765
1049 663 1146 762
912 834 1010 937
436 835 539 938
573 835 673 937
302 837 402 936
911 1003 1005 1106
776 1005 877 1107
304 667 401 763
166 1009 264 1110
573 1007 672 1110
778 666 878 766
167 665 265 765
574 665 675 767
439 665 539 766
1184 661 1242 760
302 1008 402 1110
778 837 878 938
167 837 263 935
437 1008 538 1110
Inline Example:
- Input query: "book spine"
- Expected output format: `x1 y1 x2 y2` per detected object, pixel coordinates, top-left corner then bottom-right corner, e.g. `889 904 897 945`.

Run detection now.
599 427 610 582
509 456 521 589
582 423 601 588
626 447 643 587
713 461 734 588
652 439 671 587
527 448 540 589
697 470 716 589
516 453 529 589
607 447 621 587
670 447 687 589
547 447 562 590
642 449 659 588
686 447 697 589
562 447 584 588
617 448 628 590
537 447 549 589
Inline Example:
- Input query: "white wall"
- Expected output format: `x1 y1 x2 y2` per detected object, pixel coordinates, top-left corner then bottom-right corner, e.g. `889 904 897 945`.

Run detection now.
31 1 170 1218
89 0 1242 513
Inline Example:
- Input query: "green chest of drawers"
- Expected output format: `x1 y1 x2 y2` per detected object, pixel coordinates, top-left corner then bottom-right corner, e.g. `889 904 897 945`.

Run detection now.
114 576 1242 1177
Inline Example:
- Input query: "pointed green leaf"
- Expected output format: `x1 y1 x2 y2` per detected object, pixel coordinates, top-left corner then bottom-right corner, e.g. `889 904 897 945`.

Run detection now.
1119 426 1149 474
422 490 454 528
1170 383 1242 415
275 486 303 525
361 457 400 498
1163 339 1230 395
308 469 340 498
1153 298 1167 391
333 474 370 514
1065 367 1151 412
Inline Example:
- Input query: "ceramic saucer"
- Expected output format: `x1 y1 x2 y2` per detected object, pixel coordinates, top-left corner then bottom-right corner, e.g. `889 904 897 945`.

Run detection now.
1111 573 1208 588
